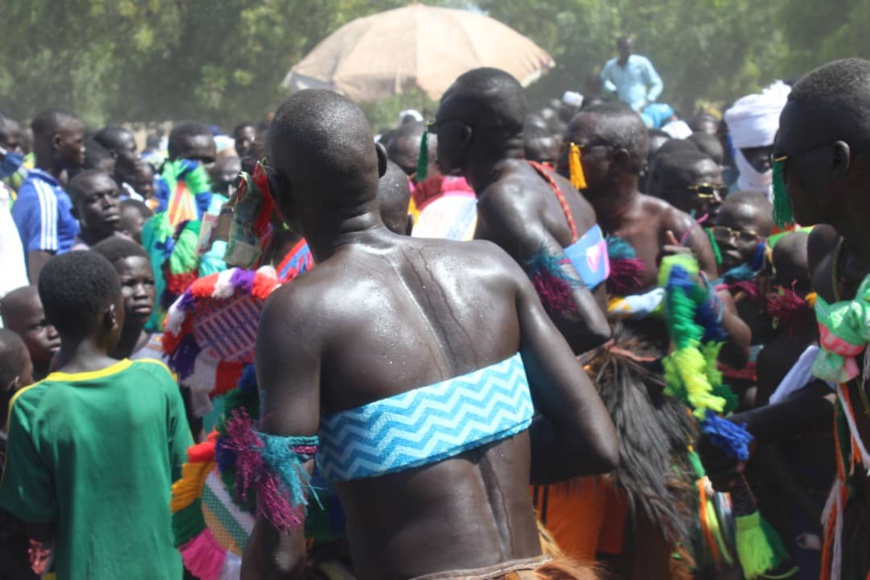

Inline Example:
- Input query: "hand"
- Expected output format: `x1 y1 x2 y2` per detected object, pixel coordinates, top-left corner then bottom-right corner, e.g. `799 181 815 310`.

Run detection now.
697 431 746 492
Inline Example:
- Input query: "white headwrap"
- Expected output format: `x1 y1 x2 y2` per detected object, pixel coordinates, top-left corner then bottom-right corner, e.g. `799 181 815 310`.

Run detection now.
399 109 424 124
724 81 791 149
562 91 585 108
725 81 791 198
661 120 693 140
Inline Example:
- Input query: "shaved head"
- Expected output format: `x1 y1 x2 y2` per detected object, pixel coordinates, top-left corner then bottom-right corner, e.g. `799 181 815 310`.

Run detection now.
439 68 527 139
94 126 135 152
1 286 41 327
386 121 426 176
31 108 79 138
718 191 774 236
565 102 650 173
377 160 412 235
784 58 870 148
0 329 30 387
269 90 381 213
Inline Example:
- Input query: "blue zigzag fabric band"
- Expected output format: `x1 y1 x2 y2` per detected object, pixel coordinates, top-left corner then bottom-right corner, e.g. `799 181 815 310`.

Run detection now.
318 353 533 481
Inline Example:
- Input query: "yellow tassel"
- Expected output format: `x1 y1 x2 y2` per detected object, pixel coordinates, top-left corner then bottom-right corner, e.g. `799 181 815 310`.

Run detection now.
569 143 588 190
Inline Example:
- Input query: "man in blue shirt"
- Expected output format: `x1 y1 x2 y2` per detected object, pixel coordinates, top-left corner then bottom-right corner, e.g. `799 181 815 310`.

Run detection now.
600 36 664 112
12 108 85 282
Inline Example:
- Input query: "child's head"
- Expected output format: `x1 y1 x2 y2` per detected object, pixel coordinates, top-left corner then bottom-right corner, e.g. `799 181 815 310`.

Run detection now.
0 329 33 427
37 252 123 349
0 286 60 375
92 238 155 332
120 199 153 244
130 161 156 200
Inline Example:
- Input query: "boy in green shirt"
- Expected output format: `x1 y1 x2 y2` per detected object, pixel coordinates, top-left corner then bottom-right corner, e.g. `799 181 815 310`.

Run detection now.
0 251 191 578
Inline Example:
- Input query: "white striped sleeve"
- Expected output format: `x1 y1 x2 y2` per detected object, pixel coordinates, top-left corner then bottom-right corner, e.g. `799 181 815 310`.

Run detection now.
35 181 58 252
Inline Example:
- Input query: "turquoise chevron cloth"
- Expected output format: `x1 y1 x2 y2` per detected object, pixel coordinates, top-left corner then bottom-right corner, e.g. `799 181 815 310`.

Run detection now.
318 353 533 481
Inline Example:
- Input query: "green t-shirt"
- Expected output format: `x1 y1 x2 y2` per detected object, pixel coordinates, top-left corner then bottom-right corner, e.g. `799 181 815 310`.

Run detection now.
0 359 191 579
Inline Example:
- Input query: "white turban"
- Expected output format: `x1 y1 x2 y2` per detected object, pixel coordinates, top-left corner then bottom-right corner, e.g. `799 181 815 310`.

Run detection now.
725 81 791 199
562 91 585 108
724 81 791 149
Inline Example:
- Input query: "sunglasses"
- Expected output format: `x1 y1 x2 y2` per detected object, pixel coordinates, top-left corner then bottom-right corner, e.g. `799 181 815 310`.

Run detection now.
710 225 761 245
687 183 727 199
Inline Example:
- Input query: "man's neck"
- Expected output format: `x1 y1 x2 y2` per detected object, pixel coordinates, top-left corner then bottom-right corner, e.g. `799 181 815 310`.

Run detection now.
302 207 388 263
34 156 63 182
465 141 525 194
53 335 118 375
587 177 640 233
77 228 112 247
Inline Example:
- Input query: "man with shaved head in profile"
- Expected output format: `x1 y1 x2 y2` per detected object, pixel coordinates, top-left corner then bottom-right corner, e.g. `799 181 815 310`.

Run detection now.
701 58 870 580
435 67 611 354
242 89 617 580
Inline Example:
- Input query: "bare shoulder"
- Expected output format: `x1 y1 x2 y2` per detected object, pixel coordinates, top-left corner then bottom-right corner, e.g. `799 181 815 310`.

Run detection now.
417 237 527 284
654 197 695 232
259 264 339 336
477 176 537 216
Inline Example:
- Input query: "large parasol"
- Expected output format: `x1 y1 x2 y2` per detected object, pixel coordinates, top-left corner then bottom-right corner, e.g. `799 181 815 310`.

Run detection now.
282 4 555 102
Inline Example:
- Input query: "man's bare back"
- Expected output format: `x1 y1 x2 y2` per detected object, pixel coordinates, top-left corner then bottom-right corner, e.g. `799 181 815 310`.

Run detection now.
245 89 617 580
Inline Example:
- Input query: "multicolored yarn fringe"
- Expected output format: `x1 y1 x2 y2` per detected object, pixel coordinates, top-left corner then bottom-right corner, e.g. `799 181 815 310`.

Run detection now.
771 157 794 229
659 254 793 578
213 364 346 546
171 434 254 580
689 450 735 569
766 287 815 330
141 212 203 331
163 266 280 397
163 159 213 227
224 162 276 270
162 219 202 311
527 247 580 318
606 236 647 297
213 406 319 533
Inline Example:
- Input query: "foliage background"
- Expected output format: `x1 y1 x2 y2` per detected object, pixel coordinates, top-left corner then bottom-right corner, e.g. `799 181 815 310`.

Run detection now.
0 0 864 128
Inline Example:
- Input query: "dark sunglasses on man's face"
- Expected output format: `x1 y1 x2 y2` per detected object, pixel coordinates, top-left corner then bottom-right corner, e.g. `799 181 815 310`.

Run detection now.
687 183 727 199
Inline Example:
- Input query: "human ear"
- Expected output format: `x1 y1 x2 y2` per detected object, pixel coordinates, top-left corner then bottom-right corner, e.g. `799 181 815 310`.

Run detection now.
104 303 117 331
375 142 388 178
831 141 851 179
612 148 631 171
52 133 62 151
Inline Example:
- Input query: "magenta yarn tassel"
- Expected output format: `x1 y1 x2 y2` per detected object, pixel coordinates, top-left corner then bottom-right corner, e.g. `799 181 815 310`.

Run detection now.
607 257 646 297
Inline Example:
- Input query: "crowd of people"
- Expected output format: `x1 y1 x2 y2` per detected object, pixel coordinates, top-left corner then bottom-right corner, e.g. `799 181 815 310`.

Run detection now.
0 51 868 580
